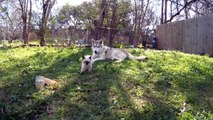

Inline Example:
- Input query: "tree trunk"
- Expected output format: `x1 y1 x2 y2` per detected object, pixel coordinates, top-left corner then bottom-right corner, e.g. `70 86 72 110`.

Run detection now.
40 9 46 47
133 0 138 47
39 1 47 47
164 0 168 23
108 28 112 47
161 0 164 24
28 0 32 42
40 13 46 46
108 2 117 47
94 0 106 40
40 35 46 46
23 20 28 44
170 0 173 17
39 0 55 46
108 29 116 47
19 0 31 45
86 28 90 44
184 0 188 19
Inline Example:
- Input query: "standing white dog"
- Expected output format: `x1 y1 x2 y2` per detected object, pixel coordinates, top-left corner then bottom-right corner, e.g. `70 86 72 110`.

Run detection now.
80 55 93 73
91 39 147 62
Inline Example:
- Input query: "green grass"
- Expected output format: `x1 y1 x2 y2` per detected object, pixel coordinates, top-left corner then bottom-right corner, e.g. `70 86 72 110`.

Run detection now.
0 46 213 120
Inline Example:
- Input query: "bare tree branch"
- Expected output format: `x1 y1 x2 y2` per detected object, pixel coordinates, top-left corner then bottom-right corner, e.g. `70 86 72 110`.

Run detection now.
165 0 197 23
169 0 205 16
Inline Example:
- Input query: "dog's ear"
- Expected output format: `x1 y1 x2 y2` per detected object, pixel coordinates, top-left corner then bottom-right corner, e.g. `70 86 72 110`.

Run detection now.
92 39 95 43
82 56 85 60
100 39 104 45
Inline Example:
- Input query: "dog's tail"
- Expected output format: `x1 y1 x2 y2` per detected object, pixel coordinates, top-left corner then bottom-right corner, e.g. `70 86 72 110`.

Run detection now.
127 52 147 61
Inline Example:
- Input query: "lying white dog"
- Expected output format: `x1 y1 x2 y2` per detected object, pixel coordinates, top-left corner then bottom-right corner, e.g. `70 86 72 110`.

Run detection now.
91 39 147 62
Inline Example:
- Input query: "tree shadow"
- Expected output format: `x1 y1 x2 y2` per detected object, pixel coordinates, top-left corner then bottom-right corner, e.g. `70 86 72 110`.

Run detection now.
0 47 115 119
149 53 213 117
2 47 204 119
61 60 153 119
0 47 90 119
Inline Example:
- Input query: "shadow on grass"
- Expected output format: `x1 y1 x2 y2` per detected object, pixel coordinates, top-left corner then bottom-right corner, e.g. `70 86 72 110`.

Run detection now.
0 47 143 119
2 47 201 119
149 52 213 118
0 47 90 119
0 47 12 51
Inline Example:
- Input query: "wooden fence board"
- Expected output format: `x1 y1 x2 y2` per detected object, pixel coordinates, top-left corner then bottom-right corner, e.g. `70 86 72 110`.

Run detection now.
156 16 213 56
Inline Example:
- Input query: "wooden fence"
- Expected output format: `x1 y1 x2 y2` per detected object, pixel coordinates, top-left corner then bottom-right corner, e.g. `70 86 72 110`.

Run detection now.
156 16 213 56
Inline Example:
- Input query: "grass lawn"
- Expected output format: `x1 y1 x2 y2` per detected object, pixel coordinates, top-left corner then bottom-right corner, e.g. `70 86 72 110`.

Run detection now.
0 46 213 120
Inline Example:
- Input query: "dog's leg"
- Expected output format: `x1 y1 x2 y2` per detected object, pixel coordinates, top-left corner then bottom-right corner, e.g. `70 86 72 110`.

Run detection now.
93 57 106 63
88 66 92 73
112 56 125 62
114 59 124 63
80 65 85 73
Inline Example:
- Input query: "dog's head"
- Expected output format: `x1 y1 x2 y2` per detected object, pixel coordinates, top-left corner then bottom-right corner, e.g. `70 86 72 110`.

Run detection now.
82 55 92 65
91 39 104 55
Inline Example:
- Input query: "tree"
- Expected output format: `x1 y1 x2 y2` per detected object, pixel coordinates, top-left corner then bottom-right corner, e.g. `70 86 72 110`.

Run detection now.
93 0 106 40
0 0 22 41
38 0 56 46
167 0 197 23
107 0 118 47
161 0 164 24
57 4 81 28
57 2 99 44
95 0 131 46
132 0 155 47
160 0 213 23
57 2 98 28
80 2 98 28
18 0 32 45
193 0 213 15
164 0 168 22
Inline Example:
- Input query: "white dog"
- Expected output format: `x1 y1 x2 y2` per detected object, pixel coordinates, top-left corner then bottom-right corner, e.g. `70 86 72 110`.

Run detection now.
80 55 93 73
91 39 147 62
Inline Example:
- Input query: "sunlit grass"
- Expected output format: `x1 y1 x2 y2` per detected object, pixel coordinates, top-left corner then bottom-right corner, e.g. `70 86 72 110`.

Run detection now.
0 46 213 119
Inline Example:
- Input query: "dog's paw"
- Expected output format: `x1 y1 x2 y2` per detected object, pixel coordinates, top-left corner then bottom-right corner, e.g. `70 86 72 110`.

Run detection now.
115 59 123 63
